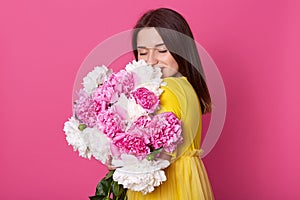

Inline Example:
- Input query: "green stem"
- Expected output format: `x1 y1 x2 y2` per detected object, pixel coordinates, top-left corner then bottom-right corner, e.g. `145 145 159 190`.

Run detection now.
106 180 113 199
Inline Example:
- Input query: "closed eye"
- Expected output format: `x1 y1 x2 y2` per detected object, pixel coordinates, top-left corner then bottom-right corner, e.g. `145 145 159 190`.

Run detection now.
139 52 147 56
158 50 168 53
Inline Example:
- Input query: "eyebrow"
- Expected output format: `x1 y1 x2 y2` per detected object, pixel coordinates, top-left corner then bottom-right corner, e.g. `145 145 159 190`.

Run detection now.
137 43 165 49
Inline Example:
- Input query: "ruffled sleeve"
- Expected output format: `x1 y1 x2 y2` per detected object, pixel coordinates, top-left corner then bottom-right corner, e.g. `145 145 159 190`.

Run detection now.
158 84 181 119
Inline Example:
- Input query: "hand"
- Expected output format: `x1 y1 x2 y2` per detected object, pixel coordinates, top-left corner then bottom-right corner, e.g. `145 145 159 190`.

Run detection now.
105 155 116 170
159 151 172 161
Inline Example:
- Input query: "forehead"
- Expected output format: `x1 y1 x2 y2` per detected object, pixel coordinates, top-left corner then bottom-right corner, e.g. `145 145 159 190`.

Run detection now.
136 27 164 47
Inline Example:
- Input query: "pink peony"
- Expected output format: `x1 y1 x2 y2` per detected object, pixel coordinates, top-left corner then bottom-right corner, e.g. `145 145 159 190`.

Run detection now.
74 89 97 127
113 133 150 159
131 115 152 128
93 71 134 113
127 116 153 144
132 87 159 112
114 70 135 96
93 81 116 113
97 110 125 138
149 112 183 153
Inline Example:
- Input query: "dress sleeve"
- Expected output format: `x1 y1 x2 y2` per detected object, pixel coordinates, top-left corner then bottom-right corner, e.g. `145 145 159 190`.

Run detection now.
157 83 181 161
158 85 181 119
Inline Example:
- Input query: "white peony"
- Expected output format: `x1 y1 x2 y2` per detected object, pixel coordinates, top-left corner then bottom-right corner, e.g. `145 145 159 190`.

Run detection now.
113 94 146 124
83 65 112 95
136 82 165 96
125 60 165 94
112 154 170 194
82 127 111 164
127 98 147 123
125 59 149 72
63 117 91 159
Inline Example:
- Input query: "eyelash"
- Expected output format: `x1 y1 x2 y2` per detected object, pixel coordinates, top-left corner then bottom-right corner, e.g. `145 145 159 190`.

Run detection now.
159 50 168 53
139 50 168 56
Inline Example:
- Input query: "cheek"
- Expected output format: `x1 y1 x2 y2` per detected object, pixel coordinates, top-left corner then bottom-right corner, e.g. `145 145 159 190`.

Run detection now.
166 57 179 71
171 59 178 69
137 54 144 61
161 53 174 64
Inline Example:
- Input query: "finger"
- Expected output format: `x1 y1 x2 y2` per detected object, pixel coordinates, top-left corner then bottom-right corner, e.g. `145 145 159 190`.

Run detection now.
106 155 112 165
107 164 116 170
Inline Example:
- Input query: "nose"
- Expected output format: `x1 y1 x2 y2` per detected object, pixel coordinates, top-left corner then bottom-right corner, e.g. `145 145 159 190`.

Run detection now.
145 50 158 65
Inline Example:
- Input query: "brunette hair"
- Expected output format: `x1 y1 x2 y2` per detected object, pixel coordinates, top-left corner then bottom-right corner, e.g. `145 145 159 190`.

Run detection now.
132 8 212 113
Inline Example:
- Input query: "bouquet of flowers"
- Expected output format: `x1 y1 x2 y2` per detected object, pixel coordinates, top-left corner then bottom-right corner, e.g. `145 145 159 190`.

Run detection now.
63 60 183 199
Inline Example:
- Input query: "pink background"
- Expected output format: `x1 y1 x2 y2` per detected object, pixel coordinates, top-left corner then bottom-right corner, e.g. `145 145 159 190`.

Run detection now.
1 0 299 199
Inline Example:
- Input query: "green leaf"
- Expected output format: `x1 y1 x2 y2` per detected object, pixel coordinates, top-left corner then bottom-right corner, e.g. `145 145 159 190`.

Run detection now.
146 154 155 161
93 171 127 200
78 123 87 131
105 170 115 180
152 147 163 154
112 181 121 197
95 177 112 196
89 195 106 200
147 147 163 160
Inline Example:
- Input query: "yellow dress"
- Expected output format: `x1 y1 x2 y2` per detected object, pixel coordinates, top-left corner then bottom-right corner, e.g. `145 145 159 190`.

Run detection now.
126 77 214 200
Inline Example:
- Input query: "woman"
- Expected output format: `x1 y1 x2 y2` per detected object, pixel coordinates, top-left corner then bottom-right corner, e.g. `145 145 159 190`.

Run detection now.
126 8 215 200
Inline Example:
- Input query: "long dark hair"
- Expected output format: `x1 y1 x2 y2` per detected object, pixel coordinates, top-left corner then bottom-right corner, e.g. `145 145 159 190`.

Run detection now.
132 8 212 113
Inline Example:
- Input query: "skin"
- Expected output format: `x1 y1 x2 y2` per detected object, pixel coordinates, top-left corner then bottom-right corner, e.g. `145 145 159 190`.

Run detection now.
137 27 180 78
